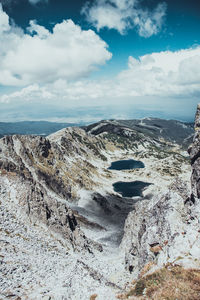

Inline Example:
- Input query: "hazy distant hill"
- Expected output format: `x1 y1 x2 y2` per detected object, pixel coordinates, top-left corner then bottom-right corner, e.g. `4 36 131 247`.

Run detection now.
0 121 85 137
0 118 194 149
117 118 194 143
84 118 194 148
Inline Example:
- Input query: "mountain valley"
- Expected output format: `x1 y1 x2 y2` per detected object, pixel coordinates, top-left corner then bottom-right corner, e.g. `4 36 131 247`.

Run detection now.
0 115 199 300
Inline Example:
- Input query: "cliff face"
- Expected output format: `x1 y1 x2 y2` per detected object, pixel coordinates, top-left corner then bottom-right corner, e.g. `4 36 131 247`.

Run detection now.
121 179 200 277
121 105 200 277
0 131 107 252
189 103 200 200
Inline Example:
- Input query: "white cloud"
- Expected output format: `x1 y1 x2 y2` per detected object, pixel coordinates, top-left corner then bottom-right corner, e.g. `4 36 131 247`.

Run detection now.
117 47 200 96
0 3 10 33
82 0 167 37
1 46 200 106
0 5 112 86
134 3 167 38
0 4 199 121
27 20 50 38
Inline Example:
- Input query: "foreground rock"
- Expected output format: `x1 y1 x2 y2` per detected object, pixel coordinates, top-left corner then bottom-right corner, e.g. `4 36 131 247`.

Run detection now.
0 133 104 252
0 116 194 299
121 105 200 278
121 179 200 277
189 103 200 201
0 185 125 299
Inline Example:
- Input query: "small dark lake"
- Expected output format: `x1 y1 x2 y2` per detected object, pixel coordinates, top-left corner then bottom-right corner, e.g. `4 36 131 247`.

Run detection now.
108 159 144 170
113 181 151 197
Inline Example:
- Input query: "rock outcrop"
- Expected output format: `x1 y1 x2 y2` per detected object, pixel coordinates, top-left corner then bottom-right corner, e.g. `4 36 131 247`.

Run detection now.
121 179 200 276
189 103 200 201
121 105 200 277
0 116 195 299
0 132 106 252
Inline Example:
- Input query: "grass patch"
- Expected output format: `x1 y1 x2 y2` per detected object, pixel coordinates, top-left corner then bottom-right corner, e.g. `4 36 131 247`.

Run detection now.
120 265 200 299
90 294 98 300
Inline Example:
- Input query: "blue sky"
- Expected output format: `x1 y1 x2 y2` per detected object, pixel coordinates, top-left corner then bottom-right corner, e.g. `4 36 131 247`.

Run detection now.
0 0 200 122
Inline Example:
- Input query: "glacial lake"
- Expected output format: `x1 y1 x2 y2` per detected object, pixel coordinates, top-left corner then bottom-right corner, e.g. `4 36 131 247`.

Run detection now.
108 159 145 170
113 181 151 197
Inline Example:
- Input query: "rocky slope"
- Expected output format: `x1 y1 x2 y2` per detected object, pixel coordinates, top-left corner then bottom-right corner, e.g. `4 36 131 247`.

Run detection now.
121 178 200 277
0 115 196 299
189 103 200 201
0 133 100 253
83 117 193 149
121 106 200 282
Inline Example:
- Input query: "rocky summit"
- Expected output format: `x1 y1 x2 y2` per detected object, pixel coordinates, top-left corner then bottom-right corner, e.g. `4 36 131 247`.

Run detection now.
0 113 199 300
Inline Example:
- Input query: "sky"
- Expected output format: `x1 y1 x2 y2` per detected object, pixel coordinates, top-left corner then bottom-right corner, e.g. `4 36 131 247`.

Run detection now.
0 0 200 123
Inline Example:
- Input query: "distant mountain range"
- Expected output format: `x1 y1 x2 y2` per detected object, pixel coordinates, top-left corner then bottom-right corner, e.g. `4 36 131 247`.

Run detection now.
0 118 194 149
0 121 85 138
83 117 194 148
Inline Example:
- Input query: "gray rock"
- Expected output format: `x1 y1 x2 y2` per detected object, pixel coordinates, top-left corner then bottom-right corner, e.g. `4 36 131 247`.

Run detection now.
0 133 103 252
189 104 200 200
121 104 200 277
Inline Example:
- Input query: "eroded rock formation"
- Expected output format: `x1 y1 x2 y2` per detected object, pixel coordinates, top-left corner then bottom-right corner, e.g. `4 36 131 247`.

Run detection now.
121 105 200 277
189 103 200 201
0 132 105 252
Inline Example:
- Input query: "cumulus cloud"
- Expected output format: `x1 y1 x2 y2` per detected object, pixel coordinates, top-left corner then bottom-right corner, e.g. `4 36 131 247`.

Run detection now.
0 84 53 103
1 46 200 106
0 3 10 33
82 0 167 37
0 5 112 86
118 47 200 96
